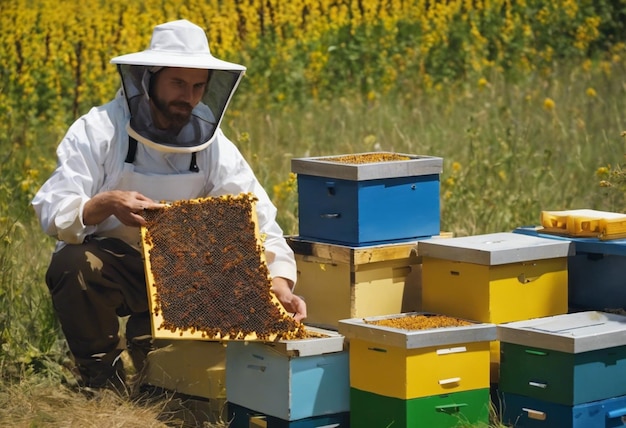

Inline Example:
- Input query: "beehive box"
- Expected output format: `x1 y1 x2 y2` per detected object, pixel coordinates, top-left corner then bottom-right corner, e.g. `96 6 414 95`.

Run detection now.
498 311 626 406
287 236 422 329
420 232 572 324
337 312 496 400
350 387 490 428
225 327 349 422
501 392 626 428
227 403 349 428
143 340 226 400
515 226 626 311
291 152 443 245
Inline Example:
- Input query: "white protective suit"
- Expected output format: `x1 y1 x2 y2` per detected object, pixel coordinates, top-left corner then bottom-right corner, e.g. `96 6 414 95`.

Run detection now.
31 90 297 284
32 19 297 285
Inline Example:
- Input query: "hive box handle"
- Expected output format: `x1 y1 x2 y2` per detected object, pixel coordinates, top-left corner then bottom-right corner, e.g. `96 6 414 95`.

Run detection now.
438 377 461 386
523 408 546 421
607 407 626 419
435 403 467 414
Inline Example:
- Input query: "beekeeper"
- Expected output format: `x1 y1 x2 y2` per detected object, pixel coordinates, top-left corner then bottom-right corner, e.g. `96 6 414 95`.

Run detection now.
32 19 306 393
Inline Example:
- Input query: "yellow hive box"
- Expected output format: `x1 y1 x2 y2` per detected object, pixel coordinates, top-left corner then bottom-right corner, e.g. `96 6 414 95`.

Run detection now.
540 209 626 240
143 340 226 400
419 232 572 382
288 236 423 329
338 312 495 400
419 232 572 325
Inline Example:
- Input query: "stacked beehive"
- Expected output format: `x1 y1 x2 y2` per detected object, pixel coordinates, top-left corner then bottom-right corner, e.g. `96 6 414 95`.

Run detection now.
291 152 501 426
288 152 444 328
498 311 626 427
338 312 496 428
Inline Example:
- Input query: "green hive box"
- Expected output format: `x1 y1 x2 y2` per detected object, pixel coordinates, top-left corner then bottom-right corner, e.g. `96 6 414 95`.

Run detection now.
350 387 490 428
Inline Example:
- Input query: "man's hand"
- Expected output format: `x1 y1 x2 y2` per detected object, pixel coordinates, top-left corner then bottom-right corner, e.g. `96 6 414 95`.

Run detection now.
83 190 167 227
271 277 307 322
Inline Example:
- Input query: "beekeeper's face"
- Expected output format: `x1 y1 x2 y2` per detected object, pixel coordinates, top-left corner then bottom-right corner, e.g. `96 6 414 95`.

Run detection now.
149 67 210 131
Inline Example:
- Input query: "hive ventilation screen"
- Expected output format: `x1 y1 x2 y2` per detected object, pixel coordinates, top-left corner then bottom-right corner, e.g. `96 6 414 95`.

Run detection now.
140 193 306 341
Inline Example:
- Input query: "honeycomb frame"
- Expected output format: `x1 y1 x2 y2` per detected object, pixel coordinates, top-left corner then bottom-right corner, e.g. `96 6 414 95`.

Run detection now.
140 193 306 341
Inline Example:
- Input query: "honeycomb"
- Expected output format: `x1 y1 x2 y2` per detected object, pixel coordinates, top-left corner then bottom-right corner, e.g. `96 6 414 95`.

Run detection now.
140 193 307 341
320 153 411 164
365 314 472 330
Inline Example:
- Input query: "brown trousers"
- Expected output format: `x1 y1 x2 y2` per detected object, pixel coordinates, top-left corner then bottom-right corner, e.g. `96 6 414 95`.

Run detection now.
45 236 152 388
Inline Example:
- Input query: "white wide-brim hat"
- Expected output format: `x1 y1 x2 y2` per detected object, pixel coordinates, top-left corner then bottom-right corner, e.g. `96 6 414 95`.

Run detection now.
110 19 245 71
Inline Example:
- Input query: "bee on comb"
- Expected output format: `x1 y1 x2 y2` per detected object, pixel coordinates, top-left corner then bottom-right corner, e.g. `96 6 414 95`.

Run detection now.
141 193 306 341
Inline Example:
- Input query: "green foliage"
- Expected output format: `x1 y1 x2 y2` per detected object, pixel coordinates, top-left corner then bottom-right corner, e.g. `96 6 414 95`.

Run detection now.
0 210 66 382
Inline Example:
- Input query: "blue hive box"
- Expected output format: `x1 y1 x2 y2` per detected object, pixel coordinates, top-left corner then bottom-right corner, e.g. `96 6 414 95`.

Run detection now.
291 152 443 246
225 327 349 422
227 403 349 428
501 392 626 428
514 226 626 310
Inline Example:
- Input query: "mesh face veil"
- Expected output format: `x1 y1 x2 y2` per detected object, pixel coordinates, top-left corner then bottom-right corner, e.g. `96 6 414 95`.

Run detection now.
110 19 246 153
117 65 243 152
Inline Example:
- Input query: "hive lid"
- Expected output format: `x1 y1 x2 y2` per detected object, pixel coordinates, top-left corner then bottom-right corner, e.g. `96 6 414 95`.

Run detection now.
291 152 443 181
417 232 573 265
498 311 626 353
337 312 496 349
514 226 626 256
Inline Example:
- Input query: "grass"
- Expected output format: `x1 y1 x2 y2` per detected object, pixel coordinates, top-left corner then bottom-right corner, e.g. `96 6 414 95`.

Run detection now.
1 57 625 426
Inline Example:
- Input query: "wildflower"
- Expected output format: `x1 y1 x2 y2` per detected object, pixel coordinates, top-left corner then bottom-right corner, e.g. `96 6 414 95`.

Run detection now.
452 162 462 172
477 77 488 89
238 132 250 143
498 170 506 181
20 179 31 192
363 134 377 147
543 98 555 111
585 87 597 98
600 180 612 188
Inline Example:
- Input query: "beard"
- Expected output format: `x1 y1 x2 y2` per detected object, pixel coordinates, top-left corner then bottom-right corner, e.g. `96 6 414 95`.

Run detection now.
151 95 194 131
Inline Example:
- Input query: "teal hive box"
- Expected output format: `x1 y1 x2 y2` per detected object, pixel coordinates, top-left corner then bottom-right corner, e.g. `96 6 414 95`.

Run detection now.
291 152 443 246
225 327 349 422
501 392 626 428
498 311 626 406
